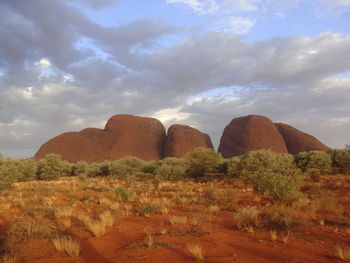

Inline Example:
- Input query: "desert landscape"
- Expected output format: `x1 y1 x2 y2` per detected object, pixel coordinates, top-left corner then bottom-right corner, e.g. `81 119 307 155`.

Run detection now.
1 114 350 263
1 1 350 263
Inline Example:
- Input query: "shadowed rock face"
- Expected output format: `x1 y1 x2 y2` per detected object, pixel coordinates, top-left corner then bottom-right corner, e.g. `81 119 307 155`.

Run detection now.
164 124 214 158
274 123 330 154
35 114 167 162
218 115 288 158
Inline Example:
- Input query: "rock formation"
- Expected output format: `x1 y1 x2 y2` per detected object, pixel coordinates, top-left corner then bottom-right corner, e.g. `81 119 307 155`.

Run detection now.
35 114 167 162
218 115 288 158
164 124 214 158
35 114 213 162
274 123 330 154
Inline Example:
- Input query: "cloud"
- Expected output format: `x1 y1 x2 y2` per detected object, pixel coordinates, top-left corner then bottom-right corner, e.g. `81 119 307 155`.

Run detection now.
165 0 218 14
1 0 350 158
213 16 255 34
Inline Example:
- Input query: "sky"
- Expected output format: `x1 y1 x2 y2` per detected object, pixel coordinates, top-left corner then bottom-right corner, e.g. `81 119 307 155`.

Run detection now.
0 0 349 158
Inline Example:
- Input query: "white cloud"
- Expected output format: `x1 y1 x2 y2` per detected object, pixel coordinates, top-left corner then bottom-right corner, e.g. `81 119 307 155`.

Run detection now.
213 16 255 34
165 0 218 14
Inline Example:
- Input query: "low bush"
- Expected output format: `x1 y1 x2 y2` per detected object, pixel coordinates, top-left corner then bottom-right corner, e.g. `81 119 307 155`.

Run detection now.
295 151 331 180
238 149 302 201
36 154 71 180
115 186 131 203
110 157 144 178
71 161 88 176
328 149 350 174
185 148 223 178
261 204 302 230
0 159 25 182
234 206 260 229
155 157 189 181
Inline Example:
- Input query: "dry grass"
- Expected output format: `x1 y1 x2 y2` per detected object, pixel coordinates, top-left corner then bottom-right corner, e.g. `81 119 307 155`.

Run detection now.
99 211 114 227
336 244 350 260
1 254 16 263
270 230 277 242
54 207 73 218
78 212 113 237
52 236 81 256
234 207 259 229
187 243 204 261
169 215 188 225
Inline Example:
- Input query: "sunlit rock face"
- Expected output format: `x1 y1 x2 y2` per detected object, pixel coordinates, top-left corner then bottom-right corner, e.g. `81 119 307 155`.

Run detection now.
218 115 289 158
35 114 167 162
164 124 214 158
218 115 330 157
274 123 330 154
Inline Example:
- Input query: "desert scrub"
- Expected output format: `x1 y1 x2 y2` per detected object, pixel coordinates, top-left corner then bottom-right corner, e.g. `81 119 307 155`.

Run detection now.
52 236 81 256
335 244 350 260
115 186 131 203
71 161 88 176
239 150 302 201
185 148 223 178
110 156 145 178
36 154 72 180
295 151 332 180
328 149 350 174
234 207 260 229
78 213 112 237
155 157 189 181
261 204 302 230
4 221 58 253
187 243 204 261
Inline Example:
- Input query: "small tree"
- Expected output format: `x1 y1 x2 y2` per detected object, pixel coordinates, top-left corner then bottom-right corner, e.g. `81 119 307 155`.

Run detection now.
345 143 350 151
155 157 189 181
328 149 350 174
185 148 223 178
295 151 332 180
238 149 302 202
36 154 71 180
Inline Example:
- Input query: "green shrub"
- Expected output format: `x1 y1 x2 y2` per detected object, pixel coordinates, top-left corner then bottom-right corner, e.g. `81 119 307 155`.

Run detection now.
328 149 350 174
86 163 101 177
225 156 241 177
72 161 88 176
295 151 332 179
115 186 131 203
110 157 145 179
155 164 186 181
0 158 25 182
155 157 189 181
36 154 71 180
141 160 161 174
238 149 302 201
185 148 223 178
21 159 37 179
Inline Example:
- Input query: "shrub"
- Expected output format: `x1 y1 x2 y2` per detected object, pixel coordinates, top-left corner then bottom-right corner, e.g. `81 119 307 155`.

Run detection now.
0 159 25 182
155 157 189 181
36 154 71 180
234 207 260 229
71 161 88 176
225 156 241 177
238 149 302 201
328 149 350 174
86 163 101 177
21 159 37 179
295 151 331 179
261 204 302 230
110 157 144 178
115 186 131 203
185 148 223 178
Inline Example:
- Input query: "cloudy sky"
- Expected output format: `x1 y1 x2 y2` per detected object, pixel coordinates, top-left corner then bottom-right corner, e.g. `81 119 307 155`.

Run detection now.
1 0 349 158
